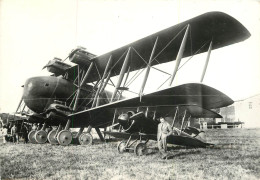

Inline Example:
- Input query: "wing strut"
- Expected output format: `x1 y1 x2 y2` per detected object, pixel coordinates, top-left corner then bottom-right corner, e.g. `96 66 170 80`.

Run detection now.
73 62 94 111
139 37 159 100
180 109 187 134
92 55 112 107
111 47 131 102
171 106 179 128
99 70 112 94
200 41 212 82
169 25 190 86
117 66 131 101
15 97 23 113
185 115 191 129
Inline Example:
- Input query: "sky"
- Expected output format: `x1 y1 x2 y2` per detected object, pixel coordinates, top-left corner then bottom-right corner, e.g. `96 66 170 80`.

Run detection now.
0 0 260 114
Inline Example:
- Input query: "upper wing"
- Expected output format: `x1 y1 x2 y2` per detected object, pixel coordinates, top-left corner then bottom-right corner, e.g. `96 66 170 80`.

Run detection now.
67 11 250 83
69 83 232 126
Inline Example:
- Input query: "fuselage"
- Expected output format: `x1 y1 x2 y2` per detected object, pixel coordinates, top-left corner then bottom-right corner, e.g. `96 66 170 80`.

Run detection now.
23 76 76 113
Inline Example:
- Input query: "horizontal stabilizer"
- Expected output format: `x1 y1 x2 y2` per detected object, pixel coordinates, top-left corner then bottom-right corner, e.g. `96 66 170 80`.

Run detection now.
103 131 212 148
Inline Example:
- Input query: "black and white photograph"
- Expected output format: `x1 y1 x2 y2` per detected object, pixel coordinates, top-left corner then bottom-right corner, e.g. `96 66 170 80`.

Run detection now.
0 0 259 179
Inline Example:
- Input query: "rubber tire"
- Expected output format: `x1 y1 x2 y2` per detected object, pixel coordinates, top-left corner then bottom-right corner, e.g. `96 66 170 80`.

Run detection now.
47 129 59 145
134 142 147 156
35 130 48 144
117 140 127 153
57 130 72 146
28 130 37 144
78 132 93 145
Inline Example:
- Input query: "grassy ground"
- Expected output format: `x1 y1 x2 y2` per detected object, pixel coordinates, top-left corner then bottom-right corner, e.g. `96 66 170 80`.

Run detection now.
1 128 260 180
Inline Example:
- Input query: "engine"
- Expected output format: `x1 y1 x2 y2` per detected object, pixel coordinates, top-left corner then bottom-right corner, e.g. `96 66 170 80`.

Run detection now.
118 111 136 132
117 111 158 133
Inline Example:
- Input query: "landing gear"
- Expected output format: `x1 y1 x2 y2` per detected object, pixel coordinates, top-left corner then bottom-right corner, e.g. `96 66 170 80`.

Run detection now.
55 119 72 146
47 129 59 145
33 123 48 144
134 142 147 156
116 133 149 156
95 128 105 142
57 130 72 146
71 131 79 144
28 130 37 144
78 132 93 145
35 130 48 144
117 140 127 153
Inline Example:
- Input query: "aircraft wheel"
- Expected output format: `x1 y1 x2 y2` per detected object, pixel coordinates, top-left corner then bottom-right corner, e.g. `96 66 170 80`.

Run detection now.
47 129 58 145
35 130 48 144
134 142 147 156
78 132 93 145
28 130 37 144
57 130 72 146
117 140 127 153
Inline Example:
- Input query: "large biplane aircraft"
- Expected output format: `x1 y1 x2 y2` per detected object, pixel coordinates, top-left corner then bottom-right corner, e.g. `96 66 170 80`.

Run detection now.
15 12 250 152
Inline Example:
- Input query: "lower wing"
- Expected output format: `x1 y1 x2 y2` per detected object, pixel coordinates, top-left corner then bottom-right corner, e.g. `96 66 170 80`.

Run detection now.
69 83 232 127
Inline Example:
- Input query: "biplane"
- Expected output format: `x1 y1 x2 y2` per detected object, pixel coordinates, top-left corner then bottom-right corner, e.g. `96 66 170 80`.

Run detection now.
15 12 250 151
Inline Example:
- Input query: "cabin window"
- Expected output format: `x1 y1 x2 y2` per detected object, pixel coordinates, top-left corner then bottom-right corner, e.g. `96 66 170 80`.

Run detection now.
249 102 252 109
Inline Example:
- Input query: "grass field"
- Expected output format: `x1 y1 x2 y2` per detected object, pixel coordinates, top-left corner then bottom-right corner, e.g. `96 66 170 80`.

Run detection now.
1 128 260 180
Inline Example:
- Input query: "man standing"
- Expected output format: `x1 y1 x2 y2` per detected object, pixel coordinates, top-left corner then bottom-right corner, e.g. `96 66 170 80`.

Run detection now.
2 125 8 144
22 125 29 144
157 117 173 159
11 124 18 143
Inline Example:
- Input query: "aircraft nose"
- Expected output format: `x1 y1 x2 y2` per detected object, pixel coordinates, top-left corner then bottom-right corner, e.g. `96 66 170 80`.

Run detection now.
118 114 130 129
23 76 54 97
23 77 35 97
22 76 55 113
23 77 44 97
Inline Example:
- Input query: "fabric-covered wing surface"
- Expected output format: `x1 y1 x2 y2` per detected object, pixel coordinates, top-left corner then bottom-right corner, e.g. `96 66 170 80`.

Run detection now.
80 11 250 83
102 83 233 109
159 105 222 118
70 83 232 127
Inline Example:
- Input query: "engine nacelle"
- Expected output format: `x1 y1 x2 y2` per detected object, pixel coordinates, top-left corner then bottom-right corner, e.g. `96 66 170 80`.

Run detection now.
117 111 149 133
118 111 135 131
